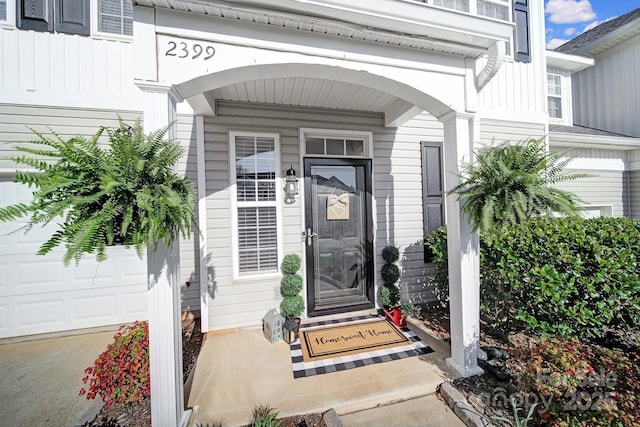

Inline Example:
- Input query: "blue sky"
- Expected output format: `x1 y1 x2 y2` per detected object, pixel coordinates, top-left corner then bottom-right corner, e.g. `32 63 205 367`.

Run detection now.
545 0 640 49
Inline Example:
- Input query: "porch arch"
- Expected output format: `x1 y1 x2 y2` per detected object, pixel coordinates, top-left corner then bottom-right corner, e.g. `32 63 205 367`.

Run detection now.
175 63 455 122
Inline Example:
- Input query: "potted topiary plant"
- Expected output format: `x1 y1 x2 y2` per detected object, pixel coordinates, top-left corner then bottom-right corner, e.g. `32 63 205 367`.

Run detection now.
280 253 304 319
378 245 421 327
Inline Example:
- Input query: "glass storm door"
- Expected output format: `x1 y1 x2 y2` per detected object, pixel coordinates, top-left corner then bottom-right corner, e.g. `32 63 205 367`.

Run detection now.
304 158 374 317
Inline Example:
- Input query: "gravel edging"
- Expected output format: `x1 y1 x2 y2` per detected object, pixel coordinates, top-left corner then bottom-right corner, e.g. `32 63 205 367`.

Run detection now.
440 382 494 427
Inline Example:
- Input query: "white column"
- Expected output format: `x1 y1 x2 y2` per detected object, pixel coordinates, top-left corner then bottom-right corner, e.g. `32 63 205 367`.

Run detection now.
135 81 191 427
439 111 483 378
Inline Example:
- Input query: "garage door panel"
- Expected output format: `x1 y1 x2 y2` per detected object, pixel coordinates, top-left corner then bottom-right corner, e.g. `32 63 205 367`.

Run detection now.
1 180 148 338
72 294 117 320
19 300 66 327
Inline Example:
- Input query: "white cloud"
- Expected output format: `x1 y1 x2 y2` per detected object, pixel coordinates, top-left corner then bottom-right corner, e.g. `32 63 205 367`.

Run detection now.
564 27 577 36
545 0 596 24
547 38 569 49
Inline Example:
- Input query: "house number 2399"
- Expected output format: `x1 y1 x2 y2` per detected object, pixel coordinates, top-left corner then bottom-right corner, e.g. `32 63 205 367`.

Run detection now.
165 41 215 60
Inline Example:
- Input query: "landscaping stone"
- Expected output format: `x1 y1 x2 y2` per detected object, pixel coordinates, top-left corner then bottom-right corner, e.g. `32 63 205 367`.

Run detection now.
322 409 343 427
440 382 494 427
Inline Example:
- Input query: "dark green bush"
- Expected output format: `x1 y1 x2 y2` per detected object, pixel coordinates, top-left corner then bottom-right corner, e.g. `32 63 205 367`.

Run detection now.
281 254 301 275
382 245 400 263
424 217 640 338
381 263 400 285
280 295 304 318
379 284 400 309
281 274 303 296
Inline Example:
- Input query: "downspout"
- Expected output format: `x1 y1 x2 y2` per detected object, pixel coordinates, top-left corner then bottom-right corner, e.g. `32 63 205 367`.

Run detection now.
475 41 506 91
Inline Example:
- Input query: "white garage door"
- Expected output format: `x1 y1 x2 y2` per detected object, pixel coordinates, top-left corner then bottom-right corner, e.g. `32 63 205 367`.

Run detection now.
0 178 148 339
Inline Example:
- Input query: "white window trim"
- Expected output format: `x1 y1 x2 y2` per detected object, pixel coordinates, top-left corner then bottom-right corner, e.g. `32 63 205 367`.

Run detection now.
299 128 374 158
547 71 573 126
0 0 16 29
90 0 133 42
229 130 283 281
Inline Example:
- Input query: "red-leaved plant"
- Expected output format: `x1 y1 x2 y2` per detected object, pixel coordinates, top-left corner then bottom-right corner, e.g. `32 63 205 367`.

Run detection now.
80 321 150 409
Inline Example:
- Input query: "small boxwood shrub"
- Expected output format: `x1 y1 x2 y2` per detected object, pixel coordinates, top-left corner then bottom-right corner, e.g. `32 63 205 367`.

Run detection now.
379 283 400 308
381 263 400 285
280 295 304 318
424 217 640 338
281 254 301 275
281 274 303 296
382 246 399 263
80 321 149 409
511 337 640 426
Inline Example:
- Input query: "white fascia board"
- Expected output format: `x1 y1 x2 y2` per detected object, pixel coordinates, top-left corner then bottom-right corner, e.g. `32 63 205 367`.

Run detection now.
549 131 640 151
230 0 514 47
136 0 512 52
0 88 143 112
545 50 594 73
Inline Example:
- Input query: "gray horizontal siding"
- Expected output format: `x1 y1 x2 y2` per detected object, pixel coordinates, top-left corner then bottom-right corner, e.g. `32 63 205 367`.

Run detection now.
376 112 443 305
479 119 546 144
554 170 629 218
631 170 640 219
0 104 141 171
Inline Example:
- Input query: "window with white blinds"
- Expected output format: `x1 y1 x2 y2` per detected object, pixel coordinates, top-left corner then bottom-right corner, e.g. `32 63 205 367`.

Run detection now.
98 0 133 36
231 132 281 276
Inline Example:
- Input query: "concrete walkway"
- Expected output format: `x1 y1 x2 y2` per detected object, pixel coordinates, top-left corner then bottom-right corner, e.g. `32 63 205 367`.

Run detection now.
187 322 459 426
340 394 464 427
0 330 116 427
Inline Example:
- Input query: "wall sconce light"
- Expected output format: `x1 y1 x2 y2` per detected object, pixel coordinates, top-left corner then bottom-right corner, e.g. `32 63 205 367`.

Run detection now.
284 165 298 199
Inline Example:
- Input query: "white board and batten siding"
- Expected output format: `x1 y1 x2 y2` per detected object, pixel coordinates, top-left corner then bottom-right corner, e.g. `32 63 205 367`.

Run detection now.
0 28 138 103
200 102 444 331
0 106 149 338
572 35 640 138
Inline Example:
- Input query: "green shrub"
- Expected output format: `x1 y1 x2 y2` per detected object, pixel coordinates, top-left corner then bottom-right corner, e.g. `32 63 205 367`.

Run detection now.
280 274 303 296
280 295 304 318
381 263 400 285
80 321 149 410
281 254 301 275
251 403 282 427
511 337 640 426
379 284 400 309
382 245 400 263
425 217 640 338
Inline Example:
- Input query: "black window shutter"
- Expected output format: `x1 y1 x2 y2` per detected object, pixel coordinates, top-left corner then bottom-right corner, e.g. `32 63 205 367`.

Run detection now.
18 0 54 32
56 0 90 36
17 0 89 35
513 0 531 63
421 141 445 263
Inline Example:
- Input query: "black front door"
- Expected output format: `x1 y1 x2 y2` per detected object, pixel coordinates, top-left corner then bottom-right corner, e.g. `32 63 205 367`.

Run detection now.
304 158 374 317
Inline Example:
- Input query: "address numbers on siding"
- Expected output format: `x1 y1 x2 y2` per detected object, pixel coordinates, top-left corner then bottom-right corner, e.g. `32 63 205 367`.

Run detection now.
165 40 216 60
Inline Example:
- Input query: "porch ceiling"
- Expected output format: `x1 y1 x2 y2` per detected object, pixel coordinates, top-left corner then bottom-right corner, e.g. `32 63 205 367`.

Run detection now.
193 77 418 126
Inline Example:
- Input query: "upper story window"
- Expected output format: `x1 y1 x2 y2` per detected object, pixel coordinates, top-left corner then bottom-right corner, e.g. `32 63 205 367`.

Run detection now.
547 74 563 119
14 0 132 37
97 0 132 36
230 131 281 277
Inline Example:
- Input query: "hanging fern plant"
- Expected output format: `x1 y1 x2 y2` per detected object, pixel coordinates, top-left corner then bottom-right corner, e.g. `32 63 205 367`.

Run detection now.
0 118 196 265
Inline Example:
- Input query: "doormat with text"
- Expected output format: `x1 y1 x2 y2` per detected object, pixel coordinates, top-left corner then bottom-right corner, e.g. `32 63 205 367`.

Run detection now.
290 315 433 378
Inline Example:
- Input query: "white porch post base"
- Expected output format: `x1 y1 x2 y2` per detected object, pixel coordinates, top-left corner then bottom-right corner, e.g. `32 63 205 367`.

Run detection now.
440 111 483 378
136 80 191 426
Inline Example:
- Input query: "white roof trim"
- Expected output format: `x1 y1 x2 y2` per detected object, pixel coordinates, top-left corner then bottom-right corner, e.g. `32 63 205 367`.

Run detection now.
549 130 640 151
132 0 486 57
545 50 594 73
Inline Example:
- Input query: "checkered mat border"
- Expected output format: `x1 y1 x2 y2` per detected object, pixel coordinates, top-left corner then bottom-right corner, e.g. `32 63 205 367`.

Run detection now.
290 315 434 378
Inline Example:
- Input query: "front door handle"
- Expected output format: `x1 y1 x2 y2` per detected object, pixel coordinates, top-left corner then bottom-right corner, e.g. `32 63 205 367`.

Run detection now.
307 228 318 246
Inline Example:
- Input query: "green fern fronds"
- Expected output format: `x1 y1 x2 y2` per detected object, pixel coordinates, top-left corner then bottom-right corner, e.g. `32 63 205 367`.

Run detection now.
1 118 196 265
449 136 590 239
